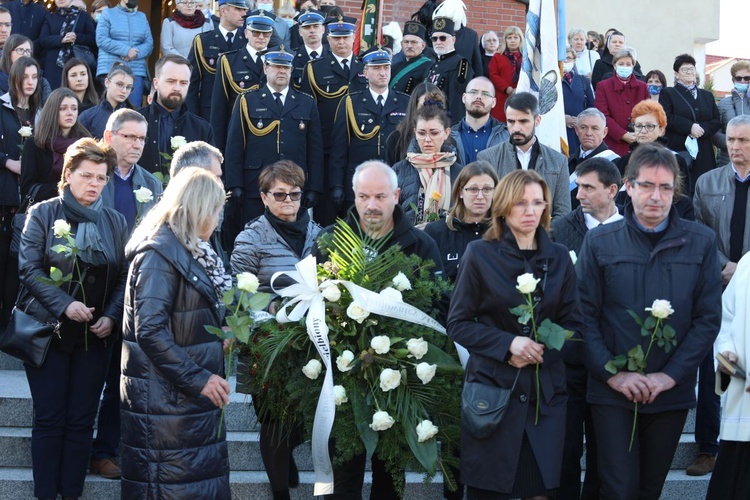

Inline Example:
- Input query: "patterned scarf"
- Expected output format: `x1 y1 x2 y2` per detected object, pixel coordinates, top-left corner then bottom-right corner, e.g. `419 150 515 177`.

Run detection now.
172 8 206 29
191 238 232 298
676 80 698 99
504 49 522 84
56 7 80 69
407 152 456 217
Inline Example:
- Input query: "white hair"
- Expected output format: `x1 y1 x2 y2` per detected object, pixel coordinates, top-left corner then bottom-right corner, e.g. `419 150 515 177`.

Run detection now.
352 161 398 192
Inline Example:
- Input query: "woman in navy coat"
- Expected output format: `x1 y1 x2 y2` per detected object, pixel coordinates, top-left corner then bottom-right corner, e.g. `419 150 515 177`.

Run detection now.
38 1 96 90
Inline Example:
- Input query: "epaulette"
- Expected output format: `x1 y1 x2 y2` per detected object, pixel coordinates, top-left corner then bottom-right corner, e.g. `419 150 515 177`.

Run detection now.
457 58 469 84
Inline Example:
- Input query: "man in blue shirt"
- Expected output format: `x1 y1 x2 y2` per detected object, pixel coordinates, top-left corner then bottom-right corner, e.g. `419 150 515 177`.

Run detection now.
450 76 508 165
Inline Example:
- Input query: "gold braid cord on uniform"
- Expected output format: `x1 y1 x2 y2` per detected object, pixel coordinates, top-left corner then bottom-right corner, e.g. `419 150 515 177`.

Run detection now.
240 94 280 153
194 36 216 77
345 96 380 141
220 56 259 99
306 63 349 99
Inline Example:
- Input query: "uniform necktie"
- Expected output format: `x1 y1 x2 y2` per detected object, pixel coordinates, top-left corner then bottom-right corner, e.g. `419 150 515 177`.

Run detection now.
274 92 283 113
377 95 384 113
342 58 349 74
226 31 233 46
310 50 318 59
256 54 264 73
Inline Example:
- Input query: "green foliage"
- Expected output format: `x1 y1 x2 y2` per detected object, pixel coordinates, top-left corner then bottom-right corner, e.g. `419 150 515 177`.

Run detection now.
537 318 574 351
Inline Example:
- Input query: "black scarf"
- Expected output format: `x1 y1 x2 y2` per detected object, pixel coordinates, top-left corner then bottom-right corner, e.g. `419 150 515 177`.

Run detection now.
265 208 309 257
56 7 80 69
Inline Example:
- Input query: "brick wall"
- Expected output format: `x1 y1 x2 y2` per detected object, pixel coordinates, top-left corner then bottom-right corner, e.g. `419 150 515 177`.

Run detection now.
336 0 527 43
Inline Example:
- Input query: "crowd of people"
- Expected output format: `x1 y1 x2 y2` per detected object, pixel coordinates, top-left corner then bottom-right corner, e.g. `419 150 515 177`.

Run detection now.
1 0 749 499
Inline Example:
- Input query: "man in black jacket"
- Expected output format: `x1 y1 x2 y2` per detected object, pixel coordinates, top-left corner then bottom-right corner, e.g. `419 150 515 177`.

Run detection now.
139 54 215 179
426 17 472 125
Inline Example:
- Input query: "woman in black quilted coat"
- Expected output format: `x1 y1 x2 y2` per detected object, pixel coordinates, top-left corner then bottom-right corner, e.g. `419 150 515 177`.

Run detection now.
120 168 232 499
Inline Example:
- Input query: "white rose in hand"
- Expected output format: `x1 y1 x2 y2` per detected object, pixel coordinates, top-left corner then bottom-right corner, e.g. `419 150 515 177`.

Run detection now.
379 368 401 392
18 126 33 138
321 283 341 302
336 350 355 372
379 287 403 302
416 419 439 442
333 385 348 405
170 135 188 150
406 337 429 360
516 273 540 294
346 301 370 324
133 187 153 204
53 219 72 239
392 271 412 291
369 410 395 431
416 362 437 384
645 299 674 319
302 359 322 380
236 272 260 293
370 335 390 354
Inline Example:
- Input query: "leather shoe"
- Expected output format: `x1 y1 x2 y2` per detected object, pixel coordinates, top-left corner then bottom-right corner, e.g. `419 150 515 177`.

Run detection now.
89 457 121 479
685 452 716 476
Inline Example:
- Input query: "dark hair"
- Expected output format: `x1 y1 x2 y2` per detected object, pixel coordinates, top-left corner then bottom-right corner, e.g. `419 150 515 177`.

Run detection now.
624 142 682 197
645 69 667 87
411 0 436 32
414 104 451 130
505 91 540 117
0 7 10 16
91 0 111 12
485 169 551 241
295 0 318 10
62 58 100 107
258 160 306 193
155 53 192 77
102 62 135 104
8 57 42 120
393 82 447 161
672 53 696 73
34 88 91 151
58 138 116 192
0 34 32 74
446 160 498 230
575 157 622 190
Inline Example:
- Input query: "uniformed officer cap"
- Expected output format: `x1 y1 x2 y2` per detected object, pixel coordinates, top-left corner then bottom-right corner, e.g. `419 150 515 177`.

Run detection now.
431 17 455 36
219 0 249 8
326 17 357 37
403 21 427 41
297 10 325 26
244 12 275 32
362 47 391 66
264 49 294 67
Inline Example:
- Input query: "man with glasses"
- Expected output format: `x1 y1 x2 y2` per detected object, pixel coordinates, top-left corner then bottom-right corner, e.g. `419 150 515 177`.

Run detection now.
210 11 274 153
187 0 248 122
390 20 433 95
0 7 12 58
576 142 721 500
426 17 472 125
89 108 163 480
450 76 508 165
138 54 215 179
224 49 323 241
291 9 327 89
477 92 570 220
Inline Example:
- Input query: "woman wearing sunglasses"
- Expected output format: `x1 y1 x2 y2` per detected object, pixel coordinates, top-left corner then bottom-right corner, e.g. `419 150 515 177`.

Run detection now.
715 60 750 167
230 160 320 500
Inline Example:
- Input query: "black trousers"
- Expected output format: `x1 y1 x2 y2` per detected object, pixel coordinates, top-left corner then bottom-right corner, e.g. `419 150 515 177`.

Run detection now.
0 229 19 327
324 442 403 500
695 351 720 454
91 337 121 460
591 404 687 500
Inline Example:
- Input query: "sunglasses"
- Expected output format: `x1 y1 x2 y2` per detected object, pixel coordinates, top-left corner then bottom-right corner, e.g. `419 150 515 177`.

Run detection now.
265 191 303 202
431 35 448 42
734 76 750 82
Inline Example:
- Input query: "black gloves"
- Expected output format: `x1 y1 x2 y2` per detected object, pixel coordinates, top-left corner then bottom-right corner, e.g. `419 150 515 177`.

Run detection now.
302 191 319 209
330 187 344 210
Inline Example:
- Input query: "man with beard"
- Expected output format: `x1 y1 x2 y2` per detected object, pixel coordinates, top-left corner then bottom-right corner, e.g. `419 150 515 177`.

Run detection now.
138 54 215 178
477 91 570 219
291 9 327 89
390 21 433 95
450 76 509 165
426 17 472 125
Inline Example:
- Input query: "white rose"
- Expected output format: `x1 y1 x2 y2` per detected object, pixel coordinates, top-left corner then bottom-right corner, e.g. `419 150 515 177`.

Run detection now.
346 301 370 324
236 272 260 293
406 337 429 360
645 299 674 319
379 368 401 392
170 135 187 150
301 359 322 380
569 250 577 265
336 350 355 372
370 335 390 354
18 126 33 138
369 410 395 431
416 362 437 385
133 187 153 204
392 272 412 291
53 219 71 239
333 385 348 405
516 273 540 294
379 287 403 302
321 283 341 302
416 419 439 442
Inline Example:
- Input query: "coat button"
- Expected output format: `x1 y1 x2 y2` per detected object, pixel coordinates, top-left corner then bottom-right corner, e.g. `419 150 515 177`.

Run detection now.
519 394 528 403
193 276 198 281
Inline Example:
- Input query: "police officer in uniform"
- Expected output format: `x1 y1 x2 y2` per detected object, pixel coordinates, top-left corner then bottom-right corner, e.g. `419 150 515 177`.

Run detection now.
210 11 274 153
186 0 248 122
390 21 434 95
426 17 473 125
326 48 408 224
224 48 324 241
291 10 328 90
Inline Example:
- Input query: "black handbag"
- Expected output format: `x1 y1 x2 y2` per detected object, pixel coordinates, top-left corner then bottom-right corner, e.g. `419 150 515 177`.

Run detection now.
461 369 521 439
73 44 96 72
0 301 60 368
10 184 43 257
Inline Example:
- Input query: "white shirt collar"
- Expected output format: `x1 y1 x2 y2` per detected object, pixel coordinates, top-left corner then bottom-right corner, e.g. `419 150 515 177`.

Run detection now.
333 53 352 67
269 86 289 102
115 165 135 181
369 88 389 104
218 25 237 40
516 146 533 170
305 45 323 58
584 207 623 230
246 45 261 60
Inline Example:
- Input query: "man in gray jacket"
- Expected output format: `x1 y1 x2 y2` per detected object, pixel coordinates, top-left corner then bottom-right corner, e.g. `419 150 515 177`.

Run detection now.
477 92 570 220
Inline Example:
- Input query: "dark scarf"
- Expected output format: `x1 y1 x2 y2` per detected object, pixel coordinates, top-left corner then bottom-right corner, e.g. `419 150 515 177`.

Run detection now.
61 185 108 266
50 136 79 184
172 8 205 29
504 49 522 84
56 7 80 69
265 208 310 258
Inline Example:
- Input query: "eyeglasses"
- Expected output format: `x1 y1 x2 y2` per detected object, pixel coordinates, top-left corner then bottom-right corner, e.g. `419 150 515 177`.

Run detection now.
76 171 109 184
13 47 32 56
734 76 750 82
465 89 494 99
463 187 494 196
631 180 674 195
633 123 658 132
415 130 444 140
431 35 448 42
265 191 303 202
112 130 147 145
678 67 696 74
513 200 548 211
0 23 12 29
249 30 272 38
111 80 134 92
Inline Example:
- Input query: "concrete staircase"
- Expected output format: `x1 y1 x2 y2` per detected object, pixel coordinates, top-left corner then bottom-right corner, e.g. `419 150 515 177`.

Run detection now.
0 352 711 499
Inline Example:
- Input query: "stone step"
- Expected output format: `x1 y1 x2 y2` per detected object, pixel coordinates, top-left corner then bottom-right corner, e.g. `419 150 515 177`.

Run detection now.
0 352 23 371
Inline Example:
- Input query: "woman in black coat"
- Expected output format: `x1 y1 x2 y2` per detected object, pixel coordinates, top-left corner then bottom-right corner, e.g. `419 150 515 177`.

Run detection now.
38 1 96 90
18 138 128 500
660 53 721 195
448 169 584 499
121 168 231 499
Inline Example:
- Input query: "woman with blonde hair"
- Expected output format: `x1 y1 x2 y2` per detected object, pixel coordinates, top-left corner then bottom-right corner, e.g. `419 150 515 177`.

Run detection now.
488 26 524 122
